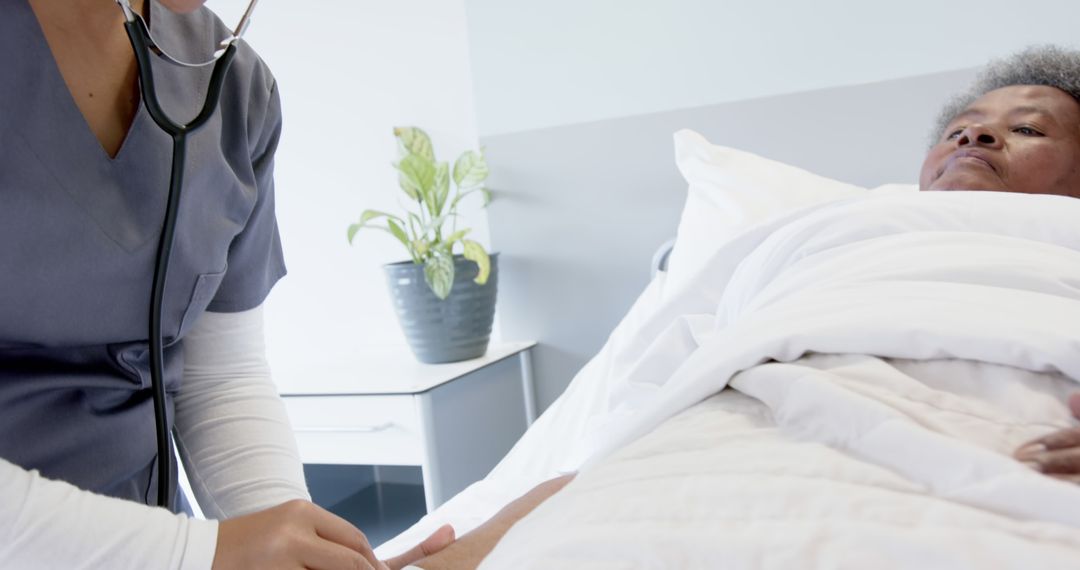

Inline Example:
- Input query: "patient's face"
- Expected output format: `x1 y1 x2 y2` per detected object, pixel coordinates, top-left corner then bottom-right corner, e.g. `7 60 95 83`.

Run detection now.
920 85 1080 198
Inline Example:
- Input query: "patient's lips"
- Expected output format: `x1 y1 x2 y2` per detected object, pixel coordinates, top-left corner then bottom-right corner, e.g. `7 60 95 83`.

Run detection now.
942 149 997 175
927 148 1005 192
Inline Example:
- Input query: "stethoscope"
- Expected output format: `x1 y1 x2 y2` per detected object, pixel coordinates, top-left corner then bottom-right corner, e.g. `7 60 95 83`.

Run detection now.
114 0 259 510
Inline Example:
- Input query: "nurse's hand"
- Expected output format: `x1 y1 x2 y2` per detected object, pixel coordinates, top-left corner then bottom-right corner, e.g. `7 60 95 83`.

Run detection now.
212 499 455 570
1014 393 1080 483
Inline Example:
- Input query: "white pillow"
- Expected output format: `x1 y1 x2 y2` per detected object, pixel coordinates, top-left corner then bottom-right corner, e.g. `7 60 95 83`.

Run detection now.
665 129 914 296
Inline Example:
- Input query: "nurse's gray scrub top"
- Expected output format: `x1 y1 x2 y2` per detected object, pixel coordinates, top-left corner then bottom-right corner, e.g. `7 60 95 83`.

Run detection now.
0 0 286 509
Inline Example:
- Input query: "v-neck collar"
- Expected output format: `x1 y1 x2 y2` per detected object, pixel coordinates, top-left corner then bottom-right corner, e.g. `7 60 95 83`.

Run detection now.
23 0 156 163
2 0 185 253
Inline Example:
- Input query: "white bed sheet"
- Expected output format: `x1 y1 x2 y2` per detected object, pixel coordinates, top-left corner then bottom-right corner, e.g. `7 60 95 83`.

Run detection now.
483 356 1080 569
378 191 1080 568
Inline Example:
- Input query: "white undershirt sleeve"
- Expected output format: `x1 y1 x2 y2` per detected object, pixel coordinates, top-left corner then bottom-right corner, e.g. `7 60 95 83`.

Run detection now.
174 305 311 519
0 451 218 569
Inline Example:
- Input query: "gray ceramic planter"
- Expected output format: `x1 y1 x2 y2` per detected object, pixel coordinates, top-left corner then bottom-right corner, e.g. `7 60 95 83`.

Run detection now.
383 254 498 363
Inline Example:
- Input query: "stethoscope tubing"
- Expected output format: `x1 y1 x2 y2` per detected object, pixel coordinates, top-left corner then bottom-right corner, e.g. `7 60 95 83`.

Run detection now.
122 20 237 510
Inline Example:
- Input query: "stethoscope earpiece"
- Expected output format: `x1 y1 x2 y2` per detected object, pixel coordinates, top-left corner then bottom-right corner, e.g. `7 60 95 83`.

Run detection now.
114 0 256 69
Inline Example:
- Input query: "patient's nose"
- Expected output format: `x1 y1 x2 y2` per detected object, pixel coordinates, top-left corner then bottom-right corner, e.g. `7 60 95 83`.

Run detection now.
957 124 1001 148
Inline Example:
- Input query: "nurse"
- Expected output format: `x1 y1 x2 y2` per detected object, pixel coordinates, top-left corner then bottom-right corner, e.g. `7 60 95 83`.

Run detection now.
0 0 451 568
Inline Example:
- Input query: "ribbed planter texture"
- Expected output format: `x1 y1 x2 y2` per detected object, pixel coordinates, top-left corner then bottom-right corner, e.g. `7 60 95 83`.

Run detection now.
383 254 498 364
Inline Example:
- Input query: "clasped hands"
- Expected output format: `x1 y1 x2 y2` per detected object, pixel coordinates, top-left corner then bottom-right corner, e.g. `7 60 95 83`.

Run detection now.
1015 393 1080 483
211 499 456 570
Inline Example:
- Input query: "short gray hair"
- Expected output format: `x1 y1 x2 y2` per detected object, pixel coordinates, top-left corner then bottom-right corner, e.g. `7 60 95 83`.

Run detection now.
931 45 1080 144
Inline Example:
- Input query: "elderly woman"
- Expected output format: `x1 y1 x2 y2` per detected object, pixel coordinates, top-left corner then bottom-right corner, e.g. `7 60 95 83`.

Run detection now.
921 46 1080 200
398 45 1080 570
916 46 1080 481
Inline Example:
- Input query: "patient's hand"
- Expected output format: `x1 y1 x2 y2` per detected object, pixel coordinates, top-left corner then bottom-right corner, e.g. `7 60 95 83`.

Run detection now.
407 474 575 570
1015 393 1080 483
383 524 457 570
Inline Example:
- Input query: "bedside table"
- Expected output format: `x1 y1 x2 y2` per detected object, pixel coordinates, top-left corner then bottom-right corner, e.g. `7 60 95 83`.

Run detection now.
279 341 537 511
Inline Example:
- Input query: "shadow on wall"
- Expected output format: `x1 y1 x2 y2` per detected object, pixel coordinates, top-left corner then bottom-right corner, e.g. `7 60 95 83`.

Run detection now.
490 250 660 410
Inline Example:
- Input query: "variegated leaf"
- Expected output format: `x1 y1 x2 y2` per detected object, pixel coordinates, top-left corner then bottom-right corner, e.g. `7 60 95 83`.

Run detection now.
424 253 455 299
452 150 489 189
393 126 434 161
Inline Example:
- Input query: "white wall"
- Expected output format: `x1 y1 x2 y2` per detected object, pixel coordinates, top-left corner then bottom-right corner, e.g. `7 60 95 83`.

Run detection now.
207 0 489 392
465 0 1080 136
210 0 1080 393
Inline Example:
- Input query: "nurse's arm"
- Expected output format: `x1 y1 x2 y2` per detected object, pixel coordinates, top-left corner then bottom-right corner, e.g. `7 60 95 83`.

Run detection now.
0 456 219 568
173 306 309 516
174 306 455 569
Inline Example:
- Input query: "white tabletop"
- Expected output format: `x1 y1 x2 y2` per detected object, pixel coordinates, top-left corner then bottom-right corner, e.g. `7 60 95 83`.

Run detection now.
277 341 537 396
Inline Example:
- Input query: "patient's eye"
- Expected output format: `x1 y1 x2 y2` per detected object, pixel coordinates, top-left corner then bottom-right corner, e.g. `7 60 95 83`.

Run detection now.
944 127 964 141
1013 126 1044 136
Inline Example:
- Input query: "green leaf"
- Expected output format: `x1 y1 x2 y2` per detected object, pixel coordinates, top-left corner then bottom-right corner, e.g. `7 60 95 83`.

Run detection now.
424 252 455 299
391 157 420 201
408 213 423 235
347 210 400 244
394 126 434 161
386 219 410 249
361 209 395 223
462 239 490 285
432 162 450 217
346 223 362 244
452 150 489 189
445 228 470 244
395 153 436 202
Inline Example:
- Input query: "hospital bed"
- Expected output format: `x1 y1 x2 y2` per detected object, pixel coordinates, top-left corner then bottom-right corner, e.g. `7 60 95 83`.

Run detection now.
374 69 1080 568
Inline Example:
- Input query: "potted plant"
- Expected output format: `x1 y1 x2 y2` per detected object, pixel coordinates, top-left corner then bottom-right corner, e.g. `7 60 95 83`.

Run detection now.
348 126 497 363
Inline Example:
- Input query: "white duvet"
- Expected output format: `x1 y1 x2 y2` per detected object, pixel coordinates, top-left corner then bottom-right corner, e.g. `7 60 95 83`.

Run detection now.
379 191 1080 569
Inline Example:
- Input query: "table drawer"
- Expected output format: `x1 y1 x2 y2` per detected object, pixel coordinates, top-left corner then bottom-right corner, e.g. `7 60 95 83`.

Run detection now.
283 395 423 466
